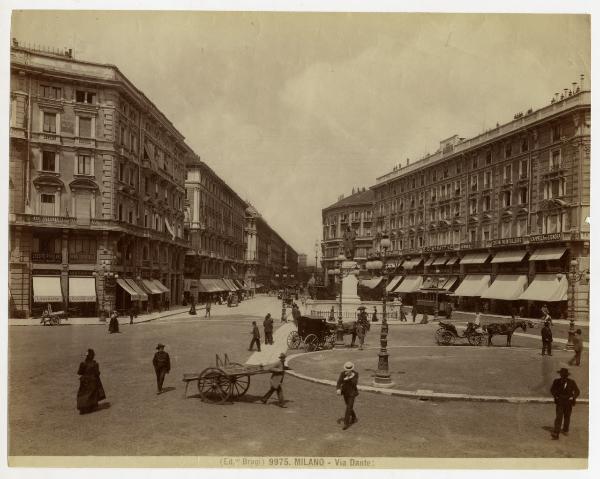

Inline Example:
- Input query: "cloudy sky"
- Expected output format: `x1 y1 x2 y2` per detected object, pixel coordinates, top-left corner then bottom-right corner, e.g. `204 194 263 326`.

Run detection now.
11 11 590 262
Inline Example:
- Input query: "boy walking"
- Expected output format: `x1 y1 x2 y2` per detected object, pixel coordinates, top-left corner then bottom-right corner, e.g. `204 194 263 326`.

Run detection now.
569 329 583 366
541 320 553 356
249 321 261 351
152 343 171 394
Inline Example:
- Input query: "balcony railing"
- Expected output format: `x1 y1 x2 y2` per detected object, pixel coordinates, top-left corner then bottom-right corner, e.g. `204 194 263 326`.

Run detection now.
69 252 97 263
11 213 78 226
31 252 62 263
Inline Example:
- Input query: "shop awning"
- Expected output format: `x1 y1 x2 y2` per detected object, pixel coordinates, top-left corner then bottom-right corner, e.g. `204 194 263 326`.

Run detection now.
197 279 214 293
441 276 459 291
142 279 163 295
481 275 528 300
33 276 63 303
529 247 567 262
184 279 198 292
491 250 528 263
519 274 568 302
432 256 449 266
459 252 491 264
386 275 403 292
233 279 245 289
453 275 491 297
116 278 141 301
255 283 264 289
68 277 96 302
445 257 459 265
152 279 170 293
402 258 423 270
214 279 231 292
394 275 423 293
223 279 238 291
127 279 149 301
360 277 384 289
424 257 435 267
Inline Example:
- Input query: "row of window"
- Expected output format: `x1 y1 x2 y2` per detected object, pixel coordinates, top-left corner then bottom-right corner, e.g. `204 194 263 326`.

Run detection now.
42 111 94 138
40 150 93 175
40 84 97 104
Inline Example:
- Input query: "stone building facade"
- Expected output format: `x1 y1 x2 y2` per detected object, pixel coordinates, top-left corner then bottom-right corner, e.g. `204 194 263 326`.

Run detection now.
370 84 590 318
183 158 247 301
9 42 190 317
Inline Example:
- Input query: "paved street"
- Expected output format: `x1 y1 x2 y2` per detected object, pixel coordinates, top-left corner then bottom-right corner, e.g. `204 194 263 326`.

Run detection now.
9 296 587 458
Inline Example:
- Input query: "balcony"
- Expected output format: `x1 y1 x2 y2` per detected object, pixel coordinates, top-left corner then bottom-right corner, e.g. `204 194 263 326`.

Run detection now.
31 252 62 263
69 252 97 264
10 213 78 227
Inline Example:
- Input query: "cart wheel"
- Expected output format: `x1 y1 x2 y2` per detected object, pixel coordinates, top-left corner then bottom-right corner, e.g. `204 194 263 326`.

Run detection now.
197 367 231 404
287 331 301 349
439 331 454 345
468 333 483 346
228 363 251 398
304 334 318 352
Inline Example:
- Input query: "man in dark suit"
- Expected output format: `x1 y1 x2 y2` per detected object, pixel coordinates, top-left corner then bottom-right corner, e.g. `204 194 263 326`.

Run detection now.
336 361 359 430
152 343 171 394
550 367 580 439
248 321 261 351
260 353 288 407
263 313 274 345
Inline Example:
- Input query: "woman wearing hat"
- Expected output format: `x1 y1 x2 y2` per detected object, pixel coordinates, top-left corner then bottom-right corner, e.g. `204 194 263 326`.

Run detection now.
152 343 171 394
336 361 359 430
77 349 106 414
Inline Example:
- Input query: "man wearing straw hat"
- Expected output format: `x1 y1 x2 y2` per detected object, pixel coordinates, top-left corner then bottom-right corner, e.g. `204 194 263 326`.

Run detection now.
337 361 359 430
152 343 171 395
260 353 288 407
550 367 580 440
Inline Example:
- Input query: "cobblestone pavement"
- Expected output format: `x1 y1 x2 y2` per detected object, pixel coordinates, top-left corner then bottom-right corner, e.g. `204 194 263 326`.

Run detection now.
8 296 587 459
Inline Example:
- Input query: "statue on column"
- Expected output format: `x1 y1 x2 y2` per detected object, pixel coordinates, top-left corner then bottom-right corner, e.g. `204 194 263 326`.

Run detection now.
342 225 356 260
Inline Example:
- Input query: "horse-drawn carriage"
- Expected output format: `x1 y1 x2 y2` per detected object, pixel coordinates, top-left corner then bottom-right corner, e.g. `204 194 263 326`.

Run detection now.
435 321 485 345
39 304 68 326
287 315 338 351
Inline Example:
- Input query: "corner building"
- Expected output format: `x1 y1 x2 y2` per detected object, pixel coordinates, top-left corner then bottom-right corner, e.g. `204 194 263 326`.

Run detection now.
9 43 190 317
371 87 590 319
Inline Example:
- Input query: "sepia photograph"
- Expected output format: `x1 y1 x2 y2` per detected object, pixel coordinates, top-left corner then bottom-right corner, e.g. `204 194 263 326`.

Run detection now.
1 0 595 475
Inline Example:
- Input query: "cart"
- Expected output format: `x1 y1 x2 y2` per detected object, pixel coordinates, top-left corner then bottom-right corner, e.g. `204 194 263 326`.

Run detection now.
40 305 68 326
182 353 276 404
287 315 337 352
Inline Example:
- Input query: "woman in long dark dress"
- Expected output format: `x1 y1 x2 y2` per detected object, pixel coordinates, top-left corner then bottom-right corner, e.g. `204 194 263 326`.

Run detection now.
77 349 106 414
108 310 119 333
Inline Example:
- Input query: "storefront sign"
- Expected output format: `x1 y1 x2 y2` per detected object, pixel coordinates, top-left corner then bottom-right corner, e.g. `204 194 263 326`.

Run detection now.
459 243 472 250
423 245 455 253
529 232 564 243
491 236 524 247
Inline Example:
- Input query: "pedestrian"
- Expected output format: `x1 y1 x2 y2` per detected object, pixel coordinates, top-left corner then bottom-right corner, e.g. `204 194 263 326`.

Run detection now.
77 349 106 415
411 306 417 322
249 321 261 351
446 301 454 320
152 343 171 394
356 321 366 350
550 367 580 440
189 298 197 315
541 320 553 356
263 313 274 345
281 308 288 323
371 306 379 322
260 353 288 407
336 361 359 430
129 305 135 325
569 329 583 366
108 310 120 334
399 299 407 322
205 299 211 319
328 306 336 322
473 310 482 330
541 304 552 325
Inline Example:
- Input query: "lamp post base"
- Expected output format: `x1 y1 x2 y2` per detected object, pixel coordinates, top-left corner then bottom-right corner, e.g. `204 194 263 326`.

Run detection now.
565 330 575 351
372 352 394 387
372 374 395 388
335 328 346 348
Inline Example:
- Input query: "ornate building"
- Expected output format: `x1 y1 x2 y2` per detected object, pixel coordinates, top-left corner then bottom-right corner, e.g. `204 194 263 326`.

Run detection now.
244 204 298 292
370 81 590 318
9 41 190 317
321 188 374 286
183 157 247 300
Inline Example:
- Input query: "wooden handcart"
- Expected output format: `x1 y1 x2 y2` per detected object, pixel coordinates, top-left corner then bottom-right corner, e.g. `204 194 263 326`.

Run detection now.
183 354 274 404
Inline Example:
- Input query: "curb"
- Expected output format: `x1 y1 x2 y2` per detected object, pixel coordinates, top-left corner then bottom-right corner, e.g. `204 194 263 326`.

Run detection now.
285 351 589 405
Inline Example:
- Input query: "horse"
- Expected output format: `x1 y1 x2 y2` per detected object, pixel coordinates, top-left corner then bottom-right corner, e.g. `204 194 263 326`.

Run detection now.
482 320 534 347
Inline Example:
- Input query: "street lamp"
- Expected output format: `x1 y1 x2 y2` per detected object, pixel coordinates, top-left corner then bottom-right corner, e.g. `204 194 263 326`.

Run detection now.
332 253 346 347
557 260 589 350
367 234 393 387
281 266 289 322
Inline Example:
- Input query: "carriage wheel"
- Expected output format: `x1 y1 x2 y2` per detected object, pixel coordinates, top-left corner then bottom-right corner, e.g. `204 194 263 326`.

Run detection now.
287 331 301 349
434 328 445 344
304 334 318 352
439 331 454 345
467 333 483 346
228 363 251 398
197 367 231 404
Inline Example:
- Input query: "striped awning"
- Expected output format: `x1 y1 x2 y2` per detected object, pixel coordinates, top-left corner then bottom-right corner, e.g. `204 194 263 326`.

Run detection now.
142 279 163 295
386 275 403 292
445 257 459 265
33 276 63 303
394 275 423 293
453 275 491 297
424 257 435 267
491 250 528 264
460 252 491 264
68 277 96 303
116 278 141 301
152 279 170 293
127 279 149 301
432 256 449 266
519 274 568 302
529 247 567 262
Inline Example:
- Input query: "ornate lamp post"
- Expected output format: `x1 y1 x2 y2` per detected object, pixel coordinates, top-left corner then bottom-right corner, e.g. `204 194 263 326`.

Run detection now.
558 260 589 350
281 265 289 322
367 234 393 387
332 253 346 347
